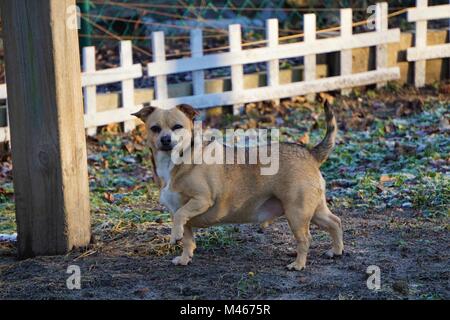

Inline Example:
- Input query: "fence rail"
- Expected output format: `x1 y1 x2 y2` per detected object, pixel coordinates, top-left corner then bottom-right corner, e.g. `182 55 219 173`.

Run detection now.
0 1 449 143
148 3 400 111
407 0 450 87
82 41 142 135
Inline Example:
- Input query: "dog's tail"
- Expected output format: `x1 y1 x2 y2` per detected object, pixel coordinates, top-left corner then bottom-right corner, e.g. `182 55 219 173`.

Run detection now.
311 100 337 166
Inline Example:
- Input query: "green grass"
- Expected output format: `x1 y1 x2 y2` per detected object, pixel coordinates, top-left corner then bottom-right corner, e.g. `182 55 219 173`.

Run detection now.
196 226 239 249
317 100 449 216
0 89 448 235
237 272 264 299
0 202 15 233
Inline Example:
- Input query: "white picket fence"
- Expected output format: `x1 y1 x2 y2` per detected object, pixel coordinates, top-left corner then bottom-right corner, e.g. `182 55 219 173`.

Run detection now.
149 3 400 112
82 41 143 135
0 1 449 143
0 41 145 141
0 85 8 142
407 0 450 87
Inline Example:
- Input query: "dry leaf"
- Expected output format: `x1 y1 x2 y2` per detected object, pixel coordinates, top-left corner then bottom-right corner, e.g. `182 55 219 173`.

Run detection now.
104 192 115 203
380 175 395 183
439 83 450 94
298 133 310 145
124 142 135 153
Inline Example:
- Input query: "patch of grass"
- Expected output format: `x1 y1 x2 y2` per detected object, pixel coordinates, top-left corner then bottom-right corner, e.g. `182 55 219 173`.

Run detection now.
420 292 444 300
319 97 449 216
385 81 402 93
237 272 263 299
196 226 239 249
0 88 448 238
0 202 15 233
91 187 171 228
410 173 449 218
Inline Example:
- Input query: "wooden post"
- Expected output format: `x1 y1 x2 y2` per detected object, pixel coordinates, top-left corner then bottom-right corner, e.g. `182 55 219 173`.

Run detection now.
229 24 244 116
266 19 280 105
191 29 206 120
376 2 389 88
120 41 137 132
340 9 353 95
304 14 317 102
413 0 428 87
82 46 98 136
152 32 169 105
0 0 91 258
80 0 93 48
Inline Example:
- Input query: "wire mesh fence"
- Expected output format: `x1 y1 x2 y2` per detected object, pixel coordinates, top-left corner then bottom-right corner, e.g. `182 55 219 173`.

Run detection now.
0 0 447 82
76 0 429 64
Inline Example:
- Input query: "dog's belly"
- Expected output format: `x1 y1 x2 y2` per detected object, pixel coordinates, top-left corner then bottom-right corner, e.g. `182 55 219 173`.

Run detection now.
189 197 284 227
254 197 284 222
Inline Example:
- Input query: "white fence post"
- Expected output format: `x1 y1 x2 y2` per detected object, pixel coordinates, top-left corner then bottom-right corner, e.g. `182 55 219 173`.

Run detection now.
0 86 10 141
152 31 169 104
414 0 428 88
229 24 244 116
414 0 428 87
120 41 136 132
82 46 97 136
407 1 450 85
376 2 389 88
191 28 206 119
304 14 317 102
341 9 353 95
0 4 407 144
266 19 280 104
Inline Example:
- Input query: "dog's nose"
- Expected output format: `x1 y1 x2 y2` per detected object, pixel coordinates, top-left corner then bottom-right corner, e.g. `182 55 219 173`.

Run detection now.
160 135 172 146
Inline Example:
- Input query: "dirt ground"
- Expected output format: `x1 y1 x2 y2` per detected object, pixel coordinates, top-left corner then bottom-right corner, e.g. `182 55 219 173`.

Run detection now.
0 207 448 300
0 85 448 300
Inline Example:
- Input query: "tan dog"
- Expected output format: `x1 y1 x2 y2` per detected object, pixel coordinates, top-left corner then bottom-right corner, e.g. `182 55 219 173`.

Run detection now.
132 102 343 271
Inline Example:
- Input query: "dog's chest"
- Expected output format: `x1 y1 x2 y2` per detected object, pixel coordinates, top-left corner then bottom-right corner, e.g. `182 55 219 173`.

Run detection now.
156 154 182 213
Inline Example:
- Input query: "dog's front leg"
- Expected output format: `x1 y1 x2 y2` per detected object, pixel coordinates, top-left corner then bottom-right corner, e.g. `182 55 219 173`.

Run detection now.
172 224 196 266
170 197 212 244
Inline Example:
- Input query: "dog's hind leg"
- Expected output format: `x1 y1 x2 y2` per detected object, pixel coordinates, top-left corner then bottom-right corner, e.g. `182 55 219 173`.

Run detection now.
284 203 314 271
312 200 344 258
172 224 196 266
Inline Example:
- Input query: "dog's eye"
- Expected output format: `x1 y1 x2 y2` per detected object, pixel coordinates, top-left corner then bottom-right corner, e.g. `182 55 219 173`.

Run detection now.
150 125 161 133
172 124 183 131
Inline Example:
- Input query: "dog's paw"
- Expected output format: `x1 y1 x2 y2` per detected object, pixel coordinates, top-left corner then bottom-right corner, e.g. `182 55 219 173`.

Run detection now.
170 228 184 245
172 255 192 266
286 262 306 271
324 249 343 259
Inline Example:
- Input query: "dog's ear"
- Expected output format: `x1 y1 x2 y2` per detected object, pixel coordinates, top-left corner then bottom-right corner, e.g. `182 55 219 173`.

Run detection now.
177 104 200 120
132 104 156 121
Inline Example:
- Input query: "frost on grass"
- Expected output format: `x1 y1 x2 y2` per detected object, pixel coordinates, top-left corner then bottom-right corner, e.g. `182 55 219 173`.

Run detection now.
0 233 16 242
0 85 448 239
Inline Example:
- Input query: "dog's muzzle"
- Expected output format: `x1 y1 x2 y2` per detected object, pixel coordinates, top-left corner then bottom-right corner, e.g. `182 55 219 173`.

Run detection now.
160 135 173 151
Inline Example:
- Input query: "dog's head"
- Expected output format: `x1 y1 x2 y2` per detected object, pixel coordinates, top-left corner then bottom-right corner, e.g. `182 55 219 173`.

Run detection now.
132 104 199 153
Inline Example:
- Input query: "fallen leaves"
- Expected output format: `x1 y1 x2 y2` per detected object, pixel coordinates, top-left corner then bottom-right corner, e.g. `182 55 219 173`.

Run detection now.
439 117 450 132
297 133 310 145
103 192 115 204
0 85 448 237
439 83 450 94
395 98 424 117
